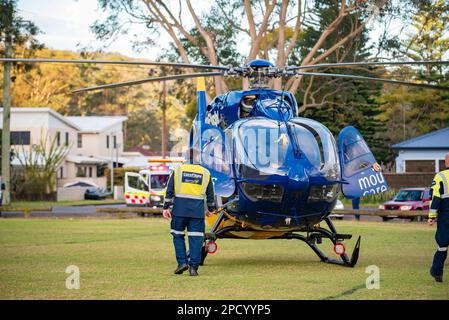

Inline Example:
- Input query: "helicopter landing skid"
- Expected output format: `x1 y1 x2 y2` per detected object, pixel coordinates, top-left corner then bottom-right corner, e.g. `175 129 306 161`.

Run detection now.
201 216 360 268
303 216 361 268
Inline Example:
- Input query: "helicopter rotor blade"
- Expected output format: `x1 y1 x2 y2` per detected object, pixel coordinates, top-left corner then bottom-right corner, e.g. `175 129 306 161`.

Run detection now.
295 71 449 91
0 58 229 71
72 72 223 93
288 60 449 71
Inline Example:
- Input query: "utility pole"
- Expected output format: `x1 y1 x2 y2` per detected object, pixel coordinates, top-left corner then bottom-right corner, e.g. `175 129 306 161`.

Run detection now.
1 36 12 205
110 132 114 194
161 80 167 159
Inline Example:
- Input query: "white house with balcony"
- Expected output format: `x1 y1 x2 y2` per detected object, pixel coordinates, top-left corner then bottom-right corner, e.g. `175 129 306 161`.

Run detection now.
0 107 129 190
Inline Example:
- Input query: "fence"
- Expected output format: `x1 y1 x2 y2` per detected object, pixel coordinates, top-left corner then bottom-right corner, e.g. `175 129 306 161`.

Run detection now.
383 173 435 189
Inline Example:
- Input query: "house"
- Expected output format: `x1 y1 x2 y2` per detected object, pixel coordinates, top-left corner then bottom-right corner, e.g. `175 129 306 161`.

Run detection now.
392 127 449 173
0 107 128 189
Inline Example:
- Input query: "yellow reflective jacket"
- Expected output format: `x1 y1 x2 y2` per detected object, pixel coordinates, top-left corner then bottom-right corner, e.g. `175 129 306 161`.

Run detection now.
164 163 216 218
429 169 449 219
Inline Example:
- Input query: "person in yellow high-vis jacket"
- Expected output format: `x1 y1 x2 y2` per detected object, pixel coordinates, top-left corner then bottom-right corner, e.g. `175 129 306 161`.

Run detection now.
429 153 449 283
162 162 216 276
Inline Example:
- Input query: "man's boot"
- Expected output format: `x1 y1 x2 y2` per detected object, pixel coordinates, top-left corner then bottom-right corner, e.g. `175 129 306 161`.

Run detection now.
189 267 199 276
430 268 443 283
174 264 189 275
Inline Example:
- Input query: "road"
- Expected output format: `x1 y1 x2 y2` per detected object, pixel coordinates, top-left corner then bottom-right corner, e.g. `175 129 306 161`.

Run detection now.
0 203 126 218
0 204 426 224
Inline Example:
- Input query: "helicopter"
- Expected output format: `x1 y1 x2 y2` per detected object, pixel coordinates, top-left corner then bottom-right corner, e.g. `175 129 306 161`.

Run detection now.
2 56 449 268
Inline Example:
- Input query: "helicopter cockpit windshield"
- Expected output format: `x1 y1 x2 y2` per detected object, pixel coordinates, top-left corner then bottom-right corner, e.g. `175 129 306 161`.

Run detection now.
234 118 340 181
235 119 290 178
290 118 340 180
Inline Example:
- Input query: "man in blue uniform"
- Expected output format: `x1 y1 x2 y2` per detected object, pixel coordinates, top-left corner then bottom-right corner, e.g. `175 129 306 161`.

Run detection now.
162 161 216 276
429 153 449 283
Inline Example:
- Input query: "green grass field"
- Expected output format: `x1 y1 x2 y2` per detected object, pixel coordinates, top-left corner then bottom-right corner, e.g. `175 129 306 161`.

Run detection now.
0 218 448 300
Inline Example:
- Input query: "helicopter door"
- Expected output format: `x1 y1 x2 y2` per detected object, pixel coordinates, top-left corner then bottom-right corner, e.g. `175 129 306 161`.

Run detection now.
124 172 150 206
201 127 235 197
338 126 388 199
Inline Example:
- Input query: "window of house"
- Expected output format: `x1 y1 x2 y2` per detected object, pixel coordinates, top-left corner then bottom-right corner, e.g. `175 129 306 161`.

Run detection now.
11 131 30 145
77 133 82 148
113 135 117 149
65 132 69 146
405 160 435 173
76 166 86 177
106 135 110 149
56 131 61 146
60 166 64 178
89 167 92 178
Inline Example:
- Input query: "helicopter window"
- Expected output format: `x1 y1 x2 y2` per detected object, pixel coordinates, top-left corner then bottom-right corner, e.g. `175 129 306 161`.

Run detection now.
259 95 291 109
202 130 231 175
341 133 375 177
291 125 322 168
291 118 340 180
236 119 289 176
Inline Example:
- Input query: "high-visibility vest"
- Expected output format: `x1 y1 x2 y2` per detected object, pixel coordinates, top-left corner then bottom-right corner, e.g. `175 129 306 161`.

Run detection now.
430 169 449 218
173 164 211 200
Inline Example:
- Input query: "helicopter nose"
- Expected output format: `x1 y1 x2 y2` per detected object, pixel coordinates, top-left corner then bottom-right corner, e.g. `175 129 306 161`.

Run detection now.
284 162 309 202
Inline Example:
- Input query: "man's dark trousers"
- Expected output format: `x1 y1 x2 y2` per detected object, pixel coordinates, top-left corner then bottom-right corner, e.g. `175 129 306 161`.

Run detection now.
171 216 205 268
431 212 449 277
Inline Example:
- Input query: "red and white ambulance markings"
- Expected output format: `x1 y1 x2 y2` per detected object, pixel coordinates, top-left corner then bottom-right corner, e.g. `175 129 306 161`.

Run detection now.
125 194 148 204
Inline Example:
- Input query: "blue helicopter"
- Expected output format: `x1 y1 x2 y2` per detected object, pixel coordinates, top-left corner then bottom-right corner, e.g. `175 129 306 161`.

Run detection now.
3 56 449 267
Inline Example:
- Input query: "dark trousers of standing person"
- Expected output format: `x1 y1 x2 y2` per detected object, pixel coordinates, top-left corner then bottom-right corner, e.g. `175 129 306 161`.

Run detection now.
431 212 449 277
170 216 205 269
352 198 360 221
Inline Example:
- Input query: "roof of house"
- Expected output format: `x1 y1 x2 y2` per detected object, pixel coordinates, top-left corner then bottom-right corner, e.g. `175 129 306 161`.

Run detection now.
66 155 105 164
392 127 449 150
66 116 128 133
0 107 81 130
125 146 161 157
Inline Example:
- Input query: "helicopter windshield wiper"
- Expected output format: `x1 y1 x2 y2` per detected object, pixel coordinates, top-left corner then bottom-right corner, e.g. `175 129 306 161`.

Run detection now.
286 123 301 159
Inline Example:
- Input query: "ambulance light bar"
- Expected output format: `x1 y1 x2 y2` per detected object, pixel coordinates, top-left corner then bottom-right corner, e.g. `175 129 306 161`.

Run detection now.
150 165 169 172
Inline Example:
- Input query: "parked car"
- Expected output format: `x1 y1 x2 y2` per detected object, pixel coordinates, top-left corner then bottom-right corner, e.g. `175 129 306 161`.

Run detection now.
84 187 109 200
379 188 431 221
330 199 345 220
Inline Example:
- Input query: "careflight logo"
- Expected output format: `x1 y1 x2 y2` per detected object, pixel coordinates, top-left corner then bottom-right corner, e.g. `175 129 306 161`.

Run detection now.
182 172 203 185
372 162 381 172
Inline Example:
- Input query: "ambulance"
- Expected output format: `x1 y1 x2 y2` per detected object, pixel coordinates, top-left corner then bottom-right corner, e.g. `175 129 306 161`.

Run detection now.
124 159 183 208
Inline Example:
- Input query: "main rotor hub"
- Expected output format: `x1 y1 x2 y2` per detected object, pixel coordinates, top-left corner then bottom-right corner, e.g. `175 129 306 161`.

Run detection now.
246 59 278 89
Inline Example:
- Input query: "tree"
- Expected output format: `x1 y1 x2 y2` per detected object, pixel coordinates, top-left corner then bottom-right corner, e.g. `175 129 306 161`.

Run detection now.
12 133 70 200
1 0 43 204
375 0 449 162
92 0 390 98
0 0 43 55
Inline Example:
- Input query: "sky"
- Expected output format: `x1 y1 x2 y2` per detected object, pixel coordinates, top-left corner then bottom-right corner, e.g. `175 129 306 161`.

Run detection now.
18 0 172 59
17 0 404 62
